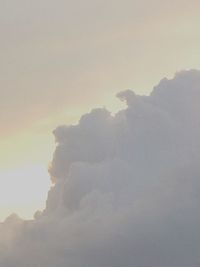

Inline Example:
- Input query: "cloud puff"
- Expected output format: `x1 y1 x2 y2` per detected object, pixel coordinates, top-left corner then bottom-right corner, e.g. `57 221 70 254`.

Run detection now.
1 70 200 267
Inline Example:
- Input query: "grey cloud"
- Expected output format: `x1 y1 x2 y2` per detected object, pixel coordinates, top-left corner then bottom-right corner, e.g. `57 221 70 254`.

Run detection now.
1 70 200 266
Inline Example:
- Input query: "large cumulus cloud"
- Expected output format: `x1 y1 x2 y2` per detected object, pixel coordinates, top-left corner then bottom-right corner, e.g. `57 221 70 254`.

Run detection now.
1 70 200 267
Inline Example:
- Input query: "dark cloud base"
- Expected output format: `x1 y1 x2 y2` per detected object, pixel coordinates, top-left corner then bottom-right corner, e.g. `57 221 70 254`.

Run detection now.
1 70 200 267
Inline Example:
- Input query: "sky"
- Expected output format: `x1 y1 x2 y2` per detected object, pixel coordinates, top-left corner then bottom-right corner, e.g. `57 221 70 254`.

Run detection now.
1 1 200 265
1 0 200 220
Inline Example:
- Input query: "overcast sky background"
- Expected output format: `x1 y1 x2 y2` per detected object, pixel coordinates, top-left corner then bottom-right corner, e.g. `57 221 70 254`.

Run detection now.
1 0 200 219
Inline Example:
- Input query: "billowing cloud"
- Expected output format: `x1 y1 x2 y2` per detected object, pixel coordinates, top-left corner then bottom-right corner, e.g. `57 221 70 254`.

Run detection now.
1 70 200 267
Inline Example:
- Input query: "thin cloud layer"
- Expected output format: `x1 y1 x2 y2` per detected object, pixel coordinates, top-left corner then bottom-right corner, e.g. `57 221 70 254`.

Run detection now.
1 70 200 267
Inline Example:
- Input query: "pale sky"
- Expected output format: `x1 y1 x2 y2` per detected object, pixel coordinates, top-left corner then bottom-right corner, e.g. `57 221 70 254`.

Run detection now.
1 0 200 220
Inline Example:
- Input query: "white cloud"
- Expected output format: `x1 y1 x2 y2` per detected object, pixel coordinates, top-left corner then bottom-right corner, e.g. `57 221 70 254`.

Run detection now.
1 70 200 266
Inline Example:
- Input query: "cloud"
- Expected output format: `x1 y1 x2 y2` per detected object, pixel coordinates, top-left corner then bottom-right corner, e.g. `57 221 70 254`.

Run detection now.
1 70 200 266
